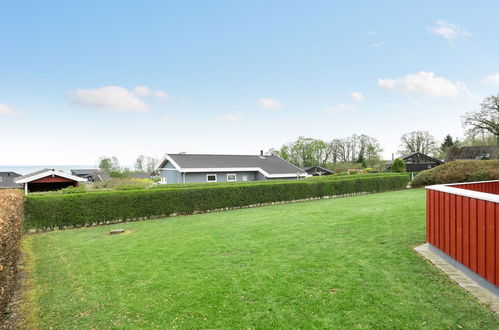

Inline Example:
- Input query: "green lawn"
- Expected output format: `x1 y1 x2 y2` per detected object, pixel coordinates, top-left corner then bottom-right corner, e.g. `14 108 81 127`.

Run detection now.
22 189 498 329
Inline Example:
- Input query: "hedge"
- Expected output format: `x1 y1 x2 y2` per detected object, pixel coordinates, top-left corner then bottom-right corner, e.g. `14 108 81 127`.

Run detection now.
24 174 410 231
0 189 24 322
412 160 499 187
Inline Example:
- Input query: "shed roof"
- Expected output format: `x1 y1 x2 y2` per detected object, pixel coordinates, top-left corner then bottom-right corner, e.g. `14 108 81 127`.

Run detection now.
302 166 335 174
157 154 306 178
15 169 88 184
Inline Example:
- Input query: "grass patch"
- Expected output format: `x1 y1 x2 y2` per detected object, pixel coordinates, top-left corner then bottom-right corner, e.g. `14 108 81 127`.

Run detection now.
22 189 498 328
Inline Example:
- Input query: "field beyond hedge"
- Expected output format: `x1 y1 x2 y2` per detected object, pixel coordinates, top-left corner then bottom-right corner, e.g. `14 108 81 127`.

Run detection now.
22 189 498 328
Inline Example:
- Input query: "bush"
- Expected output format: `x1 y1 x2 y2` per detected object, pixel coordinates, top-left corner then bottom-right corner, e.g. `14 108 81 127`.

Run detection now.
391 158 406 173
24 174 410 231
0 189 24 320
412 160 499 187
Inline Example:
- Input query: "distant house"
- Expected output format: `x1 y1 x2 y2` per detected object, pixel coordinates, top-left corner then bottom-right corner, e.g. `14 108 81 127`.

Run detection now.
15 169 87 194
302 166 335 176
386 152 443 172
155 153 307 184
445 145 499 162
71 169 110 182
129 172 152 179
0 172 21 189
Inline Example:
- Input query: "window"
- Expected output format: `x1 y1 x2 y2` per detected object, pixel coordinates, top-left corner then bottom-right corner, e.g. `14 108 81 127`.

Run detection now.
227 173 236 182
159 177 167 184
207 174 217 182
427 165 432 169
242 175 248 182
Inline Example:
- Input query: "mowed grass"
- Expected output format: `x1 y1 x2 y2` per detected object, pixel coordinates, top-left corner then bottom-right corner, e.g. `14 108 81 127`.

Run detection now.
22 189 498 329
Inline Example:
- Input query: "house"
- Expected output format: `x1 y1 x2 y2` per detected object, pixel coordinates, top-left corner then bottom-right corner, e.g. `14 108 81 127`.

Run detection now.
155 153 307 184
0 172 21 189
129 172 152 179
71 169 110 182
445 145 499 162
302 166 335 176
15 169 87 194
386 152 443 172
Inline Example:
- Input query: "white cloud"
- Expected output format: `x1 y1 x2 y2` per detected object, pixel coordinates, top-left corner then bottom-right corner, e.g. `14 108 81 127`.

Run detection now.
67 86 149 113
257 98 282 109
483 74 499 87
378 71 471 98
218 113 242 122
351 91 364 102
372 41 385 48
364 30 376 36
428 20 470 43
325 104 356 113
0 103 21 116
133 85 168 99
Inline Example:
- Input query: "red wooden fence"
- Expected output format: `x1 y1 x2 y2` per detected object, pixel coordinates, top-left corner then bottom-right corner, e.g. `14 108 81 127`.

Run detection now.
426 180 499 287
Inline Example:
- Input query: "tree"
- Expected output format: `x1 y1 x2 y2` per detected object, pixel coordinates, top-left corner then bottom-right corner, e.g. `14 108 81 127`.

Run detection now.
399 131 438 156
135 155 146 172
441 134 455 151
391 158 406 173
439 134 457 159
98 157 113 173
146 157 158 173
463 93 499 146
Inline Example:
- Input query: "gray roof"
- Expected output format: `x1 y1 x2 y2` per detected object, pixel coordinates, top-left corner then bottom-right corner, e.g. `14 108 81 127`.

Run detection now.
71 169 99 176
302 166 335 174
0 172 21 189
15 168 87 183
162 154 305 175
15 168 54 182
445 146 499 162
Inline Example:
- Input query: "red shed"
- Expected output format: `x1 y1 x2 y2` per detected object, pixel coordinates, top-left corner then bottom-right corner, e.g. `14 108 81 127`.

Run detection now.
14 169 87 194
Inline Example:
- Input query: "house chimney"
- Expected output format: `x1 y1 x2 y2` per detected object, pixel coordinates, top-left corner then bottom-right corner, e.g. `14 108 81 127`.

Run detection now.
260 150 264 156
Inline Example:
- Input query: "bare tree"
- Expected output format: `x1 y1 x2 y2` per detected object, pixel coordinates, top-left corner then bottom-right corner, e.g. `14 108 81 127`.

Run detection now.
399 131 438 156
146 157 158 173
463 93 499 146
135 155 146 172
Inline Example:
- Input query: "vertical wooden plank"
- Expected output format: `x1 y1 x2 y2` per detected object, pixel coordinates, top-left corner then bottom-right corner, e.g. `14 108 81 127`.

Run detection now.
477 200 486 278
444 193 450 254
456 195 463 263
433 191 439 247
426 190 430 243
469 198 477 272
496 203 499 286
429 190 435 244
463 197 470 267
485 201 495 284
439 191 445 250
450 194 456 259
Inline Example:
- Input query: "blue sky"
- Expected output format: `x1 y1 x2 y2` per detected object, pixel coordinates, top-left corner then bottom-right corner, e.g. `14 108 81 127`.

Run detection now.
1 1 499 165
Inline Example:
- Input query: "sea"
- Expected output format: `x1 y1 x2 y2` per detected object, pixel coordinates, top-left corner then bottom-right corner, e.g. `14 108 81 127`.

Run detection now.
0 165 97 175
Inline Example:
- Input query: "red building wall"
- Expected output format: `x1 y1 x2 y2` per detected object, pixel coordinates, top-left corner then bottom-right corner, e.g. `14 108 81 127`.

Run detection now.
426 181 499 286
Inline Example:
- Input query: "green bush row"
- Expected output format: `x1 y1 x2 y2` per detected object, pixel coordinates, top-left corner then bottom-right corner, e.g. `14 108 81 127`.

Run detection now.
24 174 410 231
411 160 499 187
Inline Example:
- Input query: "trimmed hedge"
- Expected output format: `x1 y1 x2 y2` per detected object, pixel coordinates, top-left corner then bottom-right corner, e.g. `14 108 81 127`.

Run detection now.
412 160 499 187
24 174 410 231
0 189 24 321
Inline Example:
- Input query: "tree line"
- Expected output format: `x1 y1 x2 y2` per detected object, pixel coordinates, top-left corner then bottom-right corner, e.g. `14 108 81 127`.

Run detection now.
269 92 499 169
97 155 158 175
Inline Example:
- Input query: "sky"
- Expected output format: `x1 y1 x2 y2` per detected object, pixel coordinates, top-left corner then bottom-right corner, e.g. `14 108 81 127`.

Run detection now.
1 1 499 166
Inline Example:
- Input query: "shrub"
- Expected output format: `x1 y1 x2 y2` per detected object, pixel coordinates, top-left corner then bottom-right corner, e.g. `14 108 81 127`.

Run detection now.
391 158 406 173
24 174 410 231
412 160 499 187
0 189 24 320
